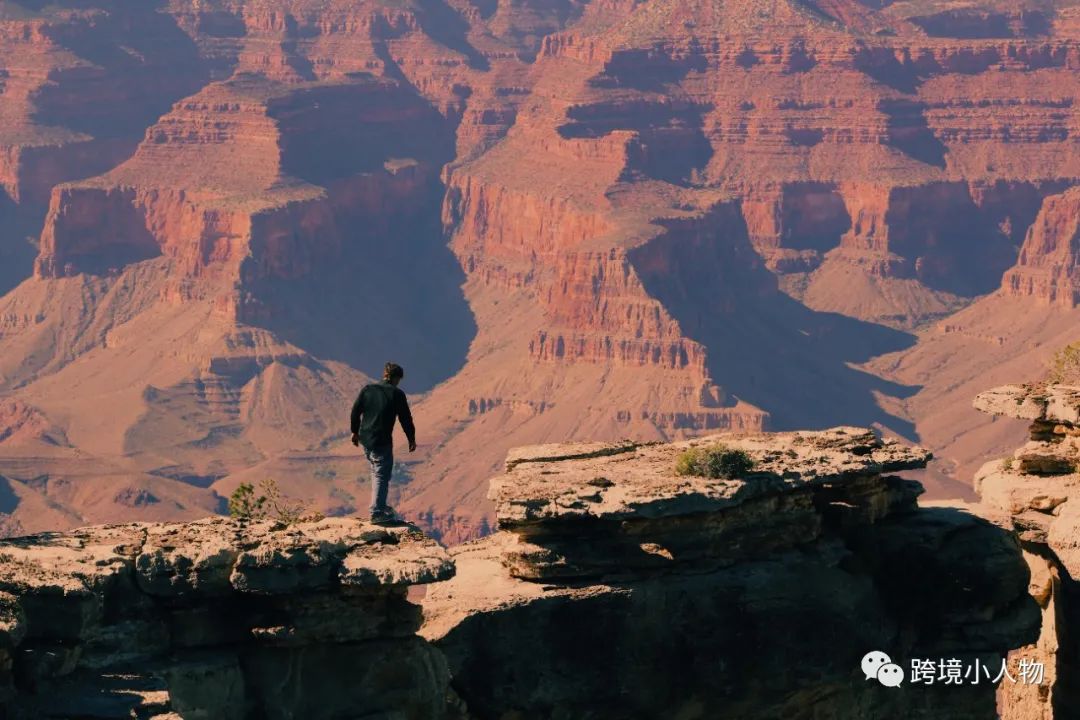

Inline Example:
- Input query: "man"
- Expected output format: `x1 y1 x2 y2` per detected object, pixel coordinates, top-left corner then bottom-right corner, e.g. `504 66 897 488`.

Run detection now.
350 362 417 523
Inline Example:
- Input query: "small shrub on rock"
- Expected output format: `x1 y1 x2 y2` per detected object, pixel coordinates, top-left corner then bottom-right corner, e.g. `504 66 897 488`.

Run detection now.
674 445 755 479
229 480 321 525
228 483 267 521
1048 342 1080 384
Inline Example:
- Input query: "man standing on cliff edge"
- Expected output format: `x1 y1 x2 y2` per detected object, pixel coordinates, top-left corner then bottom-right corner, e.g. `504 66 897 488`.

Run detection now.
351 362 416 524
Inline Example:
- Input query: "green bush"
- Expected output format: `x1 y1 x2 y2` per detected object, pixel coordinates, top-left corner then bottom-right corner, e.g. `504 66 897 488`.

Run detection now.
1048 342 1080 384
228 483 267 521
674 445 755 479
228 479 320 525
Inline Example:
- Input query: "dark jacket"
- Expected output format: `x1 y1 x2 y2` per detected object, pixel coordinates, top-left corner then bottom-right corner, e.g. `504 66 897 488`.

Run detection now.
350 382 416 450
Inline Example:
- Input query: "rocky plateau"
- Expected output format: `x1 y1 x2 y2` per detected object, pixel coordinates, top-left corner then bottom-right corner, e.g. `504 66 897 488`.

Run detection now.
0 424 1056 718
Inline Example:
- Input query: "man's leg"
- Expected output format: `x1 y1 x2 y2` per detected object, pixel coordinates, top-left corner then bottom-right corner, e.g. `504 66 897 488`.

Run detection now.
365 445 393 514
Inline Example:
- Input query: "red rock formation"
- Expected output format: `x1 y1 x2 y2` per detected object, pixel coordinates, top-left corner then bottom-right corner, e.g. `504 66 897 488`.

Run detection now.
1003 187 1080 307
0 400 65 447
0 1 210 293
3 0 1080 545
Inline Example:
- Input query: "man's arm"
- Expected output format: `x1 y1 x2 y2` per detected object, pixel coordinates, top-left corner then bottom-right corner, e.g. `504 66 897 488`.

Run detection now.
349 389 365 445
396 390 417 452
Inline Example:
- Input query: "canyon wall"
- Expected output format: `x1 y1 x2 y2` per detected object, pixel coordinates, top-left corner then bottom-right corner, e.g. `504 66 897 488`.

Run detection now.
405 0 1080 538
0 0 211 295
1002 187 1080 308
0 0 1079 541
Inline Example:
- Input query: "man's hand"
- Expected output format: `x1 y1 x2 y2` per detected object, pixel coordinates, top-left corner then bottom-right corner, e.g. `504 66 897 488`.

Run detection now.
351 433 361 447
409 440 417 453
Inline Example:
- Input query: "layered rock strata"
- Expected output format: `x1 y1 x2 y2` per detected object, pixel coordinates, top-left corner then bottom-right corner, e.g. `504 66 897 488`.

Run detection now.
973 384 1080 719
423 427 1041 719
405 0 1080 540
0 426 1053 718
1002 188 1080 308
6 0 1080 544
0 517 455 719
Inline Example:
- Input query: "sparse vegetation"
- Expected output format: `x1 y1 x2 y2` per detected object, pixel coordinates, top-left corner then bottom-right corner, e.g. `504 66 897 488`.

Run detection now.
1002 457 1015 471
674 445 755 480
228 483 267 521
228 479 322 525
1047 342 1080 384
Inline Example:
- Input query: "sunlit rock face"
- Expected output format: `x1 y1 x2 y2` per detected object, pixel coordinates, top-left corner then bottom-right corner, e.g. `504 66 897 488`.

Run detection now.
0 517 455 718
974 384 1080 720
0 426 1049 718
423 428 1041 719
2 0 1080 544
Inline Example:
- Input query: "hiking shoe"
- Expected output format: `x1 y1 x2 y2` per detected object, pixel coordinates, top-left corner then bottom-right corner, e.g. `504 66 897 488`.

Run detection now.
369 507 401 524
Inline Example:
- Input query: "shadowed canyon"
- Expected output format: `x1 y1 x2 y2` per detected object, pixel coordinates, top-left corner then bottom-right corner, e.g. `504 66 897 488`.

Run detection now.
0 0 1078 545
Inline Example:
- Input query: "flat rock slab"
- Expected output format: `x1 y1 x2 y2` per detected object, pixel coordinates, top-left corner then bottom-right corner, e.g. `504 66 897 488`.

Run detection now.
226 518 455 594
493 427 930 528
970 388 1080 577
419 533 620 643
974 384 1080 425
0 517 454 603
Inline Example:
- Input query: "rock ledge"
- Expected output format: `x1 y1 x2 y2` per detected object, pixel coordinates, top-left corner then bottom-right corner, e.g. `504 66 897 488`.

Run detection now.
0 517 454 719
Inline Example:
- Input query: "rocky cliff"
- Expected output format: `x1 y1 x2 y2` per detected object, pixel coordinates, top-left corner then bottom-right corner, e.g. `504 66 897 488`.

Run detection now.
0 426 1048 718
1 0 1080 542
972 384 1080 719
422 427 1041 719
1002 188 1080 308
0 516 455 718
0 0 210 294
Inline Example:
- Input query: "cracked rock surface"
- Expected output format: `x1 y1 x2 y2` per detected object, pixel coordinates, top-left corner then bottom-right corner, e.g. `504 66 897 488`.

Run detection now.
974 384 1080 720
0 517 453 719
425 426 1040 720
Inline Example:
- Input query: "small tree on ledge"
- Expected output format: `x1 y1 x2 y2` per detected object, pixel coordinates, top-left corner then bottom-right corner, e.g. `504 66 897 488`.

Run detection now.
674 445 755 480
1048 342 1080 384
228 480 321 525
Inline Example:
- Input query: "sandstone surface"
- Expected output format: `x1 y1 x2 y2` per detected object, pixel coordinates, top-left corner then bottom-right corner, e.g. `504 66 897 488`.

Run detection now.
423 427 1041 719
972 384 1080 719
0 516 454 718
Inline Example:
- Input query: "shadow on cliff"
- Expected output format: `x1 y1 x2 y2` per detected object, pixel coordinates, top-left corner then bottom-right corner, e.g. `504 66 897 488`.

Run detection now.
415 0 490 71
0 476 19 515
0 198 42 296
31 0 211 140
851 504 1041 658
246 84 477 393
881 100 948 168
246 206 477 393
562 49 713 185
632 208 921 437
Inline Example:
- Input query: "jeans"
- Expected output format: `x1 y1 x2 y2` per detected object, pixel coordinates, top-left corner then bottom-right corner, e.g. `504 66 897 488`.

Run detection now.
364 444 393 513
